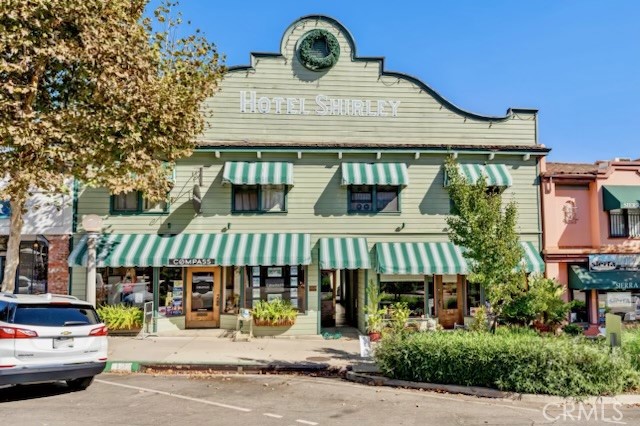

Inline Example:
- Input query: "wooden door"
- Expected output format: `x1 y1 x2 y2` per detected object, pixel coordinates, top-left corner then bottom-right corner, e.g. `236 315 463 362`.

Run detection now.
185 267 221 328
437 275 464 329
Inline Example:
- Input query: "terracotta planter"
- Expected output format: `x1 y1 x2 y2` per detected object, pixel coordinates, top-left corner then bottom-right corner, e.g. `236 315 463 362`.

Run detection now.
368 331 381 342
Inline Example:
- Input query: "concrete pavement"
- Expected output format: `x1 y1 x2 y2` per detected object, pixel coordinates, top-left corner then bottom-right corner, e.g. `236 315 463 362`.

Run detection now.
105 327 365 372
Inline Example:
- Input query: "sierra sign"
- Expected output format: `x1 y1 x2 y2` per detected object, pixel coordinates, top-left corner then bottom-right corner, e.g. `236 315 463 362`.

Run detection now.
239 91 401 117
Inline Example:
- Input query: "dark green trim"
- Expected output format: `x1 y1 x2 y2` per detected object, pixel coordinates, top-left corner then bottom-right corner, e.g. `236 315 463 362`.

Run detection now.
228 14 538 122
239 266 245 309
347 185 401 214
231 184 288 214
152 267 160 333
72 180 79 233
316 264 321 334
197 146 550 155
109 191 170 216
424 276 430 318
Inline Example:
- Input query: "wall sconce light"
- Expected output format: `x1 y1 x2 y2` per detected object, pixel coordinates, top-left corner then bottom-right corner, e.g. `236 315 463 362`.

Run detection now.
395 222 406 232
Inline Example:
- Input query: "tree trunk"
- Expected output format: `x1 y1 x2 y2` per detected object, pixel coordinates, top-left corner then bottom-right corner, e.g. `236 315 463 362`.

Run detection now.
1 196 25 293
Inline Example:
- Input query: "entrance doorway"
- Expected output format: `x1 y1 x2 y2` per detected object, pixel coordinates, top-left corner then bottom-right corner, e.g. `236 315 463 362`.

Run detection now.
436 275 463 329
341 270 358 327
185 267 221 328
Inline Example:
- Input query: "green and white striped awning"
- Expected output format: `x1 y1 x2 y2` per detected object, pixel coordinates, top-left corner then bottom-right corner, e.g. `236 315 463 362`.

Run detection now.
375 241 544 275
68 234 224 267
376 242 469 275
341 163 409 186
519 241 545 274
216 233 311 266
319 238 371 270
448 164 513 187
222 161 293 185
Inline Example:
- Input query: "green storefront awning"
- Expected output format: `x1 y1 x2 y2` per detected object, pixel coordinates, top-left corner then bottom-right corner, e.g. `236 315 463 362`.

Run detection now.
319 237 371 270
375 241 544 275
216 233 311 266
446 164 513 187
569 265 640 290
376 242 469 275
341 162 409 186
520 242 545 274
68 233 224 267
602 185 640 210
222 161 294 185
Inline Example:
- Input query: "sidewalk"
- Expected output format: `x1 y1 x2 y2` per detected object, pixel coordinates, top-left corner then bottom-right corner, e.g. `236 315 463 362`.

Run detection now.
105 327 366 373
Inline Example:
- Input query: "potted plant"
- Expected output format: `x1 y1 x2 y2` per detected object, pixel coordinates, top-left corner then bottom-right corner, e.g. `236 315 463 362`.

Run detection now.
251 299 298 327
365 279 385 341
96 304 143 335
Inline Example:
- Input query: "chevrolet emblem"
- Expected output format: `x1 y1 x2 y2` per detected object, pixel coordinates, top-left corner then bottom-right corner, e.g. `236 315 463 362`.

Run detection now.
60 331 72 336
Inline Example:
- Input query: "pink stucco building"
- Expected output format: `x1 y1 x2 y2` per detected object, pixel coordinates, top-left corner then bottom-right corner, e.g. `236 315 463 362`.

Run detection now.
540 159 640 334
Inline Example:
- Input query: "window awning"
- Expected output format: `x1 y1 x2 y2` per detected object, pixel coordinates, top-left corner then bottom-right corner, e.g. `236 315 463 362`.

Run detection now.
602 185 640 210
449 164 513 187
569 265 640 290
68 233 224 267
341 163 409 186
69 232 311 267
376 242 469 275
375 241 544 275
519 242 545 274
319 237 371 270
216 233 311 266
222 161 293 185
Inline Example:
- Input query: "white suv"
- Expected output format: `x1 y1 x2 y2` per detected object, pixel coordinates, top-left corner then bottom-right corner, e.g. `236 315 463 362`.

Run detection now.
0 293 108 390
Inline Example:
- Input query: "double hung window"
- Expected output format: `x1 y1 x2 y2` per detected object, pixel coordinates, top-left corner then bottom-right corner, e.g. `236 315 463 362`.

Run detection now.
233 184 285 213
111 192 168 214
609 209 640 237
349 185 399 213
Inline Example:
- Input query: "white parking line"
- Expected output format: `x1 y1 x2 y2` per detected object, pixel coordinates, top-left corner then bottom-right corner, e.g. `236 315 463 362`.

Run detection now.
263 413 283 419
96 379 252 412
296 420 318 425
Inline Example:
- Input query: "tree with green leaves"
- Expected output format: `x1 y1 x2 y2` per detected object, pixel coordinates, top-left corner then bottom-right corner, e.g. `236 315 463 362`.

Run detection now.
0 0 225 292
444 156 526 330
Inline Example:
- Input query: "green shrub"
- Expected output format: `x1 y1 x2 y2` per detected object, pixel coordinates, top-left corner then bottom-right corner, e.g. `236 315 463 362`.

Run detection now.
623 328 640 371
388 302 411 335
96 304 143 330
563 323 584 336
375 331 640 397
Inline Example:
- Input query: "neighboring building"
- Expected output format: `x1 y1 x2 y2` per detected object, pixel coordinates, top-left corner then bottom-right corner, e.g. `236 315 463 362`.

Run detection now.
0 187 73 295
541 159 640 334
69 15 546 334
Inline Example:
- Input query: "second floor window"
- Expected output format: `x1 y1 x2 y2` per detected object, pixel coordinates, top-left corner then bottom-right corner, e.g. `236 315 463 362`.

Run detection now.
112 192 168 214
233 184 285 213
609 209 640 237
349 185 399 213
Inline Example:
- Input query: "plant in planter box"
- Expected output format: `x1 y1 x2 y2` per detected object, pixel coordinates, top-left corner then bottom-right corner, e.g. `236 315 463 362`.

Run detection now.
388 302 411 335
96 304 143 331
252 299 298 327
365 279 386 341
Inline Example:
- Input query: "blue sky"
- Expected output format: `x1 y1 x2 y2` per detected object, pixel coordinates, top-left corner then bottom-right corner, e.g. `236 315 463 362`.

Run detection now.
148 1 639 163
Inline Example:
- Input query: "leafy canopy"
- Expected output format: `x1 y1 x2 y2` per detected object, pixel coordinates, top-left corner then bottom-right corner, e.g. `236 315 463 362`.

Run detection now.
0 0 225 291
443 156 525 321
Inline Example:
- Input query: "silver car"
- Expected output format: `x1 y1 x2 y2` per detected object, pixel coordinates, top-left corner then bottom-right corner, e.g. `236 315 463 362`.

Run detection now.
0 293 108 390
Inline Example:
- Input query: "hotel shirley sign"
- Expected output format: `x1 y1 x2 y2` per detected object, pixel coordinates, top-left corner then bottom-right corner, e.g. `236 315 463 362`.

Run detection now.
239 91 401 117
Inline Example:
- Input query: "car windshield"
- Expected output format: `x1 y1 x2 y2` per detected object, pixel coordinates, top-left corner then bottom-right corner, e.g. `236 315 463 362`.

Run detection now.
13 304 100 327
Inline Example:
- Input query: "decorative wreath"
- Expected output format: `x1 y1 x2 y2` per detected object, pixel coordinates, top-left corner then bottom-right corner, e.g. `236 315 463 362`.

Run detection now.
298 29 340 71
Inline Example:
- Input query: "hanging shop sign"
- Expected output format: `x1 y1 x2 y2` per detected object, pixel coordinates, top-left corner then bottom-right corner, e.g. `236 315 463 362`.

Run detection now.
589 254 640 272
239 91 401 117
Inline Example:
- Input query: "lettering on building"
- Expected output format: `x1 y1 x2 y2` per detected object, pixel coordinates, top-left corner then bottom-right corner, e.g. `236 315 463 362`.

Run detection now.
239 91 401 117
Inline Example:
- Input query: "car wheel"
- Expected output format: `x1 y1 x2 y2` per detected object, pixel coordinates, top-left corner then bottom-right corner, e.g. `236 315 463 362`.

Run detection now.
66 376 94 391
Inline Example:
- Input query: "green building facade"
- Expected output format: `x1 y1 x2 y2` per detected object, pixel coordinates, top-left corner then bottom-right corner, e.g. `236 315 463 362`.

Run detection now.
70 15 547 335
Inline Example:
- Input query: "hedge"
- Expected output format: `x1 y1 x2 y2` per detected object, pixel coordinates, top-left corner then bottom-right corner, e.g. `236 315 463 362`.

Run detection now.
375 331 640 397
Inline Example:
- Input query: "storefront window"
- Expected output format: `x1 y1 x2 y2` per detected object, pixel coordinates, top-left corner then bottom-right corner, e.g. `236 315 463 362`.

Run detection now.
244 265 305 310
223 266 241 314
466 281 482 316
159 267 183 317
16 240 48 295
97 266 153 306
597 290 640 322
569 290 588 323
379 280 426 317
